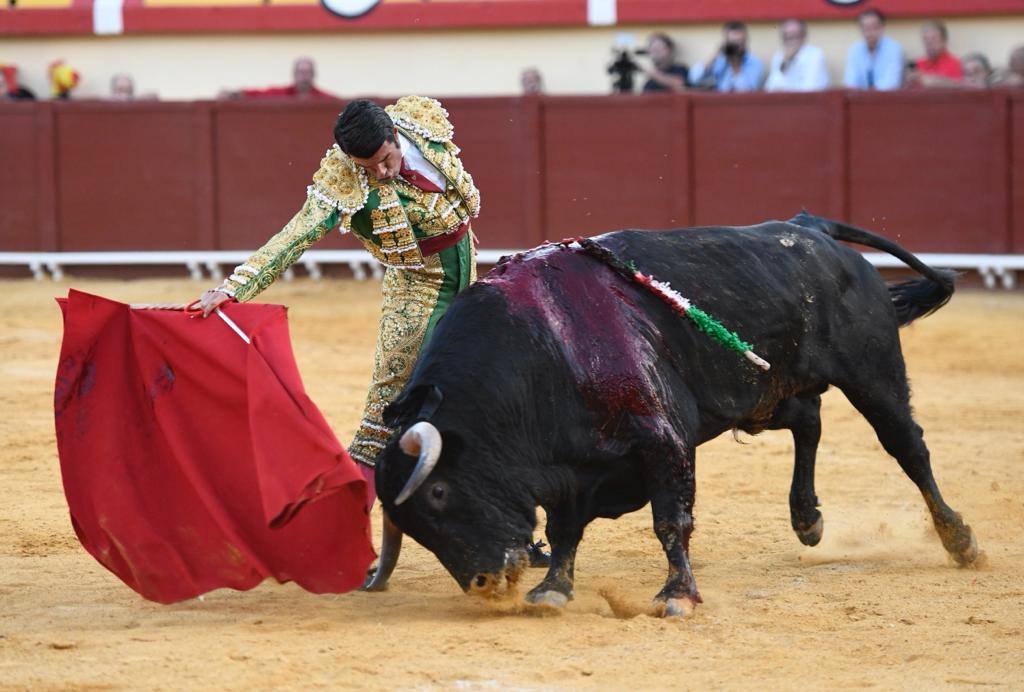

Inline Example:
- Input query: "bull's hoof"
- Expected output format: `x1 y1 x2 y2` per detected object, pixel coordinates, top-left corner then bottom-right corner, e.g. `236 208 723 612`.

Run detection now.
525 589 570 608
934 512 981 567
360 563 389 592
652 596 697 619
949 526 980 567
795 515 824 547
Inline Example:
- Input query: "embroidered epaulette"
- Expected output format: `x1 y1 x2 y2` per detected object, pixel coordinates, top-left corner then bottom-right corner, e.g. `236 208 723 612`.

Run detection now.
308 144 369 216
386 96 454 143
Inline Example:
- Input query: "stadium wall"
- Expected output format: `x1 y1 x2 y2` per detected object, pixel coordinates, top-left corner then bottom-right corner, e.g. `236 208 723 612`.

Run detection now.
2 17 1023 100
2 91 1020 255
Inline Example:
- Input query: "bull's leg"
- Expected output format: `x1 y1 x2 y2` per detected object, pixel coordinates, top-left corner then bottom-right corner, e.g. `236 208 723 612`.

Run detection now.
840 379 979 566
646 444 701 618
525 508 583 608
768 396 824 546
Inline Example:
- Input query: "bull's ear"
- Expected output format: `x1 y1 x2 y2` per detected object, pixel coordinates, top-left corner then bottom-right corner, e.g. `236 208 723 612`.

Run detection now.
438 430 463 463
383 385 444 427
417 385 444 421
382 388 421 427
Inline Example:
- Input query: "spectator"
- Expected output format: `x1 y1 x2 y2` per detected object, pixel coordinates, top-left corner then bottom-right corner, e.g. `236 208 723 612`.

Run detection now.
110 73 135 100
961 53 994 89
765 19 830 92
520 67 543 95
0 64 36 100
907 20 963 87
221 57 336 99
993 45 1024 87
1012 46 1024 84
843 9 904 90
641 32 689 93
689 21 764 93
108 72 158 100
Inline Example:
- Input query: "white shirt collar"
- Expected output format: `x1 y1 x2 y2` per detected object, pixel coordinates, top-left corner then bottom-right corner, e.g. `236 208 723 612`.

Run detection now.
398 133 446 191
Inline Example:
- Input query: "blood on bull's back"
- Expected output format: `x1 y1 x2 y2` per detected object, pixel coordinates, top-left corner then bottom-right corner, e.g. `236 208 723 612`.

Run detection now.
479 243 670 443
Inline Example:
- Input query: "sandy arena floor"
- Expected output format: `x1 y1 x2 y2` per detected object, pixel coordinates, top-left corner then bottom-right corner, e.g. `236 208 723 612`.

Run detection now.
0 277 1022 690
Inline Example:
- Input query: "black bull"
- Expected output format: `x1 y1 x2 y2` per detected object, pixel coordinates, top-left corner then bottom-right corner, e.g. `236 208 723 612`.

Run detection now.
367 213 980 616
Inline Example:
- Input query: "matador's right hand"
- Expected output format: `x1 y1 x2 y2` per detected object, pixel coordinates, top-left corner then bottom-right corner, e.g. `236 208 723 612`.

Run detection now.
195 288 233 318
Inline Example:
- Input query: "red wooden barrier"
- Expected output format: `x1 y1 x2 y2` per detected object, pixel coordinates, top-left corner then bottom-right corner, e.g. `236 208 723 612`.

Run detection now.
690 91 842 227
1012 93 1024 254
0 92 1020 256
0 103 44 251
52 101 207 251
542 95 684 236
847 90 1011 253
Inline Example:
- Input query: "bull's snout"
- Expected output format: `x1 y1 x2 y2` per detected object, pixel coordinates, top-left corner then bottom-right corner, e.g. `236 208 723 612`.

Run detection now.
469 572 501 595
466 548 530 599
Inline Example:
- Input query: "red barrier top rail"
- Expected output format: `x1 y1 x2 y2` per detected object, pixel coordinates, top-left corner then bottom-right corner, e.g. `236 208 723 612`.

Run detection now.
1 0 1021 37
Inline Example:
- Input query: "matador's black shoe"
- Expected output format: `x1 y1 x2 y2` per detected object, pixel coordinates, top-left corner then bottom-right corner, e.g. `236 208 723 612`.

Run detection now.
527 540 551 568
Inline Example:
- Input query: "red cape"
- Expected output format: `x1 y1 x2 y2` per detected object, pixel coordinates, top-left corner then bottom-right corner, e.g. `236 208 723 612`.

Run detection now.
54 290 375 604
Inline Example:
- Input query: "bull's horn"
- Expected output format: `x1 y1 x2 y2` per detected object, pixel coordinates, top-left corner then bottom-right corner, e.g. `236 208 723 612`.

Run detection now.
361 512 402 591
395 421 442 505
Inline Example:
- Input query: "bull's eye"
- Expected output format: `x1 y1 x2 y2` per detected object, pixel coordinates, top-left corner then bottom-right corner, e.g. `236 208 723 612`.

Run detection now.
426 482 449 512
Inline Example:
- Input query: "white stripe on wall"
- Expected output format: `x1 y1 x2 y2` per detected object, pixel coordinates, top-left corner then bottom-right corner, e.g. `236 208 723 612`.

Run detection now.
93 0 125 36
587 0 616 26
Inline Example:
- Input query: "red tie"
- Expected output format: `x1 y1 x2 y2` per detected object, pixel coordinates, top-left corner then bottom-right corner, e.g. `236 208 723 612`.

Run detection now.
399 160 443 193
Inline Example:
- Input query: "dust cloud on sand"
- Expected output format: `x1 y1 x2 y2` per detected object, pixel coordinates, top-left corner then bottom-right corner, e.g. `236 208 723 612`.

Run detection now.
1 279 1022 689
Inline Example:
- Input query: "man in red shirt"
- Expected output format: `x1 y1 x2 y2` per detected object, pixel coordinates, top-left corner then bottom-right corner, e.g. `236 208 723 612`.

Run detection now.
221 57 337 100
908 20 963 87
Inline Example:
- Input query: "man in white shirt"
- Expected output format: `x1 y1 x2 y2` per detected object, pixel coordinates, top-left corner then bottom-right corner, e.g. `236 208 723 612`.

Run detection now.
765 18 830 92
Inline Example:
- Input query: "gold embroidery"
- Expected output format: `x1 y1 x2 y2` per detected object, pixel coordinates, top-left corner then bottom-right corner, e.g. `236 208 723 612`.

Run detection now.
364 186 423 269
385 95 454 143
309 145 369 224
222 96 480 297
410 139 481 219
220 195 338 301
392 180 468 235
348 255 446 466
360 119 479 267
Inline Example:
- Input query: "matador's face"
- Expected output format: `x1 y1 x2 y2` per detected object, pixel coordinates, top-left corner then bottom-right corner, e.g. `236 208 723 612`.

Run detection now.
351 131 403 182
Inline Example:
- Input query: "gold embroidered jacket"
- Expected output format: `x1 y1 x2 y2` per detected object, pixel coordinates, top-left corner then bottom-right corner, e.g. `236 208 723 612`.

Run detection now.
219 96 481 302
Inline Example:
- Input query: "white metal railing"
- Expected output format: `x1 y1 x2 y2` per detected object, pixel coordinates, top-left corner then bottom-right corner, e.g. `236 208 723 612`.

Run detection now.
860 253 1024 290
0 250 383 282
1 250 1021 289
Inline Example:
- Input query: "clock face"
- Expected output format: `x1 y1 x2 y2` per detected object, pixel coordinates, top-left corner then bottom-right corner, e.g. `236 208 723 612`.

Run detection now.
320 0 381 19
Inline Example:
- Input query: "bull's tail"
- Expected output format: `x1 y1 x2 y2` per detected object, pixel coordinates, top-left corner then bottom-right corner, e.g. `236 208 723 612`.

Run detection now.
788 211 956 327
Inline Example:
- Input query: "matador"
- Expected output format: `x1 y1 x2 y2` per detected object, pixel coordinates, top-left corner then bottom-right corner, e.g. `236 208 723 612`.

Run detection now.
198 96 480 482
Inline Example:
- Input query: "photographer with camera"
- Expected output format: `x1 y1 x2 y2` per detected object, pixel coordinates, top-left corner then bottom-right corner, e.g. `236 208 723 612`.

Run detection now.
689 21 764 92
606 32 688 94
608 32 689 93
641 33 690 93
